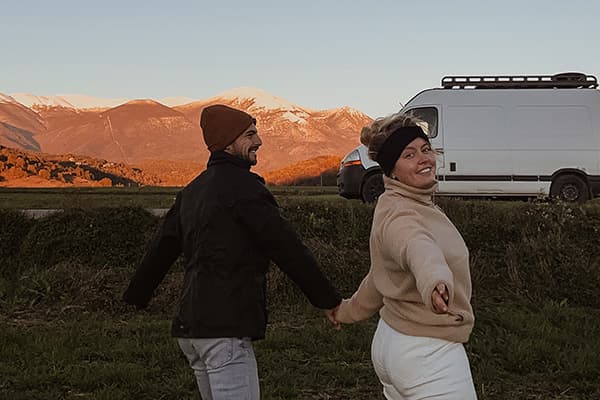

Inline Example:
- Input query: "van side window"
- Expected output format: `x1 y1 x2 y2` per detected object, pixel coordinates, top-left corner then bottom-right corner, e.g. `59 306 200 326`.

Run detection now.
406 107 438 138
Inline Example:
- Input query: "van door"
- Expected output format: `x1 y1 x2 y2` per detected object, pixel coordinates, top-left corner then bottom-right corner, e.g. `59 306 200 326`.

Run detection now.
511 104 595 196
439 105 513 195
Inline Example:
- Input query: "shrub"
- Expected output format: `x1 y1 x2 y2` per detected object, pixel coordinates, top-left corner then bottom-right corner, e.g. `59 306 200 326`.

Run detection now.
18 207 157 270
2 199 600 310
0 210 34 278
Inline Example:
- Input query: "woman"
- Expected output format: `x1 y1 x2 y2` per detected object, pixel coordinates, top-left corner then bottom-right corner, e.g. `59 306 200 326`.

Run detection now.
334 113 477 399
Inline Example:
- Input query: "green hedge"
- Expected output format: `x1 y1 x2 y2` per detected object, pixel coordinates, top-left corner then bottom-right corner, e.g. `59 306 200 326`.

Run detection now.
0 209 34 261
2 199 600 310
18 207 157 270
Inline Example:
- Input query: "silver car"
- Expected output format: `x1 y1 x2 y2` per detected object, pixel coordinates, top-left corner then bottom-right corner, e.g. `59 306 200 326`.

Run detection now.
336 144 383 203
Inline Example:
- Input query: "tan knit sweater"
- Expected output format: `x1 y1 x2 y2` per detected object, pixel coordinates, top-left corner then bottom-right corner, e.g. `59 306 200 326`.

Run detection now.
336 176 474 343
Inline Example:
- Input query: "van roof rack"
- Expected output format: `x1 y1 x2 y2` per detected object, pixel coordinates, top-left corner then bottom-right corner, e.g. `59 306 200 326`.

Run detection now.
441 73 598 89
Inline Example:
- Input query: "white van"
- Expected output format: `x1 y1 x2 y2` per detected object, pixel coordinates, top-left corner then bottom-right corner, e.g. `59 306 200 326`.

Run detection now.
337 72 600 203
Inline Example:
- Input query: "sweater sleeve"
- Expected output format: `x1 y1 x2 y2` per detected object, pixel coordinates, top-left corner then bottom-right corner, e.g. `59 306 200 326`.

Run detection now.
335 269 383 324
384 211 454 312
233 197 341 310
122 193 182 308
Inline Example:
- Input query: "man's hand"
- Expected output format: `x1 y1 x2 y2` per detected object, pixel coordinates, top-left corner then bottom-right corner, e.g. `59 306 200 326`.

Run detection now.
324 306 341 330
431 282 449 314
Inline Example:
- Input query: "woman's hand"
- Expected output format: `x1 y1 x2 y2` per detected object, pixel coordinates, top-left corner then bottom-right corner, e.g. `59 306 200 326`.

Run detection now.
431 282 449 313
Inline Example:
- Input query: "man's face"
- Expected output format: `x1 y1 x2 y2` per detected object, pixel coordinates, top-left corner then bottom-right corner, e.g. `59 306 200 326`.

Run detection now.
225 124 262 165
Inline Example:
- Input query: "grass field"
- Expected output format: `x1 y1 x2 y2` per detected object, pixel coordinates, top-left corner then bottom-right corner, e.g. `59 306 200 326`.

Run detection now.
2 295 599 399
2 186 600 210
0 186 341 209
2 189 600 399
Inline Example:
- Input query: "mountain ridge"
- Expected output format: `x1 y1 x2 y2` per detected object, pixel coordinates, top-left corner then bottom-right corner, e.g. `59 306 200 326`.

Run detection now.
0 88 373 186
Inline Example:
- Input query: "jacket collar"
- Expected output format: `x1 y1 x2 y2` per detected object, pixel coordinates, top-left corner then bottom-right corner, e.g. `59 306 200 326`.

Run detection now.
207 151 252 170
383 175 437 205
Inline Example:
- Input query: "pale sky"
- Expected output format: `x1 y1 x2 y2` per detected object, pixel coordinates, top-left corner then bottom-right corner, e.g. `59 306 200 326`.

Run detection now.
1 0 599 117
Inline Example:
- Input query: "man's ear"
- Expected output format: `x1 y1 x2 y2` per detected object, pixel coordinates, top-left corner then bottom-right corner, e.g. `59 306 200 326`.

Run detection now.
223 138 237 154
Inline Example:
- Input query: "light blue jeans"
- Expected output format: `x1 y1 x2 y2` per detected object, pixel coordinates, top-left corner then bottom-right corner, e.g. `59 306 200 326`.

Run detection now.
177 337 259 400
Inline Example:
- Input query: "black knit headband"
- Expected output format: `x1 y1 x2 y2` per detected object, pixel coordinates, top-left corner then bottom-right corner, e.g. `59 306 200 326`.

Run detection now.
375 126 430 176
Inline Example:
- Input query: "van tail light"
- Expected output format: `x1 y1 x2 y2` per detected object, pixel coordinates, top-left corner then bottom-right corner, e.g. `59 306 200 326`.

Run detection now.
343 160 362 167
341 150 361 169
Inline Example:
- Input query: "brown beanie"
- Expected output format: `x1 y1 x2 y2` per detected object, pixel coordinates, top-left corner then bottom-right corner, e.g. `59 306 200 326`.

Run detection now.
200 104 256 152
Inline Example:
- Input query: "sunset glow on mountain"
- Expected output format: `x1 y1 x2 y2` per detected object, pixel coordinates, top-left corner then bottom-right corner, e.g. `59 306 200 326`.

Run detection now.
0 89 372 186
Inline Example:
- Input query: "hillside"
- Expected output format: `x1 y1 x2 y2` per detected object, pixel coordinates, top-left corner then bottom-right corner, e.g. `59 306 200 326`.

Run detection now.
263 155 341 186
33 100 206 165
0 145 160 187
0 145 345 188
0 88 372 186
133 159 203 187
0 95 46 151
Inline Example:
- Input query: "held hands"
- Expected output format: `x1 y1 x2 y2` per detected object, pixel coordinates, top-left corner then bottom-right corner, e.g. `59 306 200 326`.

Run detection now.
324 306 341 330
431 282 449 314
324 285 449 327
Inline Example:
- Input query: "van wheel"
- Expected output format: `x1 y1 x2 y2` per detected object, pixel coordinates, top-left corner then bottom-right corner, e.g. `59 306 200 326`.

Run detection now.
361 173 384 203
550 174 590 203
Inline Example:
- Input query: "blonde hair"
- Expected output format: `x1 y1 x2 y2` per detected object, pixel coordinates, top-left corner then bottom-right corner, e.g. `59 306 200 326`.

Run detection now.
360 112 429 162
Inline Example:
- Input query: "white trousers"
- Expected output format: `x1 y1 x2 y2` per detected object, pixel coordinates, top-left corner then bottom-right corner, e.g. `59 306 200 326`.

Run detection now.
371 319 477 400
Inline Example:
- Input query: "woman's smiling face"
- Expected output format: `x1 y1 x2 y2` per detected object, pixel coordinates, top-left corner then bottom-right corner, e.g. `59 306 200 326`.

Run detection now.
391 137 437 189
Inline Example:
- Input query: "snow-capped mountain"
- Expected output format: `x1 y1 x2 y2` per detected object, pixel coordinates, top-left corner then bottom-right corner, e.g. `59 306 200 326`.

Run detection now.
1 87 373 180
0 93 19 104
174 88 372 172
10 93 198 109
215 87 312 111
0 91 45 151
159 96 199 107
11 93 128 109
211 87 313 124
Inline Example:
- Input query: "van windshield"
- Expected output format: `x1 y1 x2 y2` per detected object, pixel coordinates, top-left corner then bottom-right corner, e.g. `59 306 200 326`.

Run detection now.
405 107 438 138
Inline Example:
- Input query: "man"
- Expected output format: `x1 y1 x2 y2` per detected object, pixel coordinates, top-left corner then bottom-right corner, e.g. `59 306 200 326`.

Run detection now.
123 104 341 400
